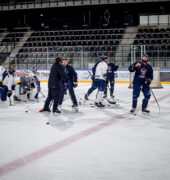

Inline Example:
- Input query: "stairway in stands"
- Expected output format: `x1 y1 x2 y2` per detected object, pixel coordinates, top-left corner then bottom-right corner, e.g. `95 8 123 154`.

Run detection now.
114 26 138 67
4 31 33 68
0 32 10 64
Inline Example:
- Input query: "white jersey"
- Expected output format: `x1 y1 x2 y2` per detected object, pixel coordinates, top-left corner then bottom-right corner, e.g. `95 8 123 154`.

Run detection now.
29 72 39 82
95 61 108 80
0 66 5 82
3 74 16 91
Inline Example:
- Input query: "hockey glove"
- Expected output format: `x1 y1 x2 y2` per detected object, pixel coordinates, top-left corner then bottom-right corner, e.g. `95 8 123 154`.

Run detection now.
145 79 151 86
73 81 78 88
7 90 13 97
103 73 107 79
115 65 119 70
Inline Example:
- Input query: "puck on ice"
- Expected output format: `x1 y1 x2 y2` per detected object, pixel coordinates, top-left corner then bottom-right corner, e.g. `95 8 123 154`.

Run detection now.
25 111 28 113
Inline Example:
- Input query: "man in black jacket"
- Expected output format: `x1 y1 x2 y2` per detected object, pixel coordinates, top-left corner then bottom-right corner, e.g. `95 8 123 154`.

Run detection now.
43 57 66 113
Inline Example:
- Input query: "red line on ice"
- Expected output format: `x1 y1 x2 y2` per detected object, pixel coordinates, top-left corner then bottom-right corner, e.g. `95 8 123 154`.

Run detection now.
0 92 169 177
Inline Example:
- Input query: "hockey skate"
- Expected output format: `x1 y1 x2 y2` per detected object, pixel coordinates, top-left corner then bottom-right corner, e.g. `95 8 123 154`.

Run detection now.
84 93 89 100
130 108 136 113
110 94 114 99
13 95 21 101
72 104 78 112
142 108 150 114
95 102 105 108
103 94 107 99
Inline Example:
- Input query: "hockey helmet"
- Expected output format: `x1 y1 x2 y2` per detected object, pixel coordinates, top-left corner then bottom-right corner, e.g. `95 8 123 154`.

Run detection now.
101 55 109 61
32 67 38 73
8 69 15 75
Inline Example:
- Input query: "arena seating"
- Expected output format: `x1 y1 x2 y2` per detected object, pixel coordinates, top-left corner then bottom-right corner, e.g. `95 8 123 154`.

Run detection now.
134 27 170 58
1 26 170 69
13 28 125 68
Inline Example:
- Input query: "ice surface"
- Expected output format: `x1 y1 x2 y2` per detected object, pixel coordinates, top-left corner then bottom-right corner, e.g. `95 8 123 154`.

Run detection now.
0 83 170 180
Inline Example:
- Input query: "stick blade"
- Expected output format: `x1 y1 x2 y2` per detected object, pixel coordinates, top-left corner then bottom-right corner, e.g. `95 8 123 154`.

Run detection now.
39 108 44 112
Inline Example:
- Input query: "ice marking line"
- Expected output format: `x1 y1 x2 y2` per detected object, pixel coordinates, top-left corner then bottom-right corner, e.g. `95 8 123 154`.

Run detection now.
0 92 170 177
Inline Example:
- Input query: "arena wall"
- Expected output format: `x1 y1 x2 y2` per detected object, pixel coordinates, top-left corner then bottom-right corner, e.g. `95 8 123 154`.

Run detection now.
15 69 170 84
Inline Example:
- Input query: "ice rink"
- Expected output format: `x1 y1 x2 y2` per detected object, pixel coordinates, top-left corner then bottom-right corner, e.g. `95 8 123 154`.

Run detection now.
0 83 170 180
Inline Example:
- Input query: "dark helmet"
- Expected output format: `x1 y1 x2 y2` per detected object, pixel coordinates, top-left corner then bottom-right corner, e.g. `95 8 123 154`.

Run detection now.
101 55 108 61
8 69 15 74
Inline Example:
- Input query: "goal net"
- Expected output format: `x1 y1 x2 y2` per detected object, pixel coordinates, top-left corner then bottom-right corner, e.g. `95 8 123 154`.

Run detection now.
128 67 163 89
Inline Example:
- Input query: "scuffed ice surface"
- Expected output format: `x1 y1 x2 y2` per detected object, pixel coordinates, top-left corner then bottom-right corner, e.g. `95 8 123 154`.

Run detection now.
0 83 170 180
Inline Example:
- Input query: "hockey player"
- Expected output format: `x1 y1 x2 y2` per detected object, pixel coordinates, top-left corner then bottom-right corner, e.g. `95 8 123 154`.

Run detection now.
93 56 108 107
128 54 153 114
14 72 37 102
29 67 41 100
59 58 78 110
43 57 67 113
84 57 105 100
0 69 16 102
0 65 6 86
104 61 119 99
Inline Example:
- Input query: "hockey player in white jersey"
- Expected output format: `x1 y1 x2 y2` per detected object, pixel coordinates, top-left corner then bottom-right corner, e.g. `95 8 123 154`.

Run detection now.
0 69 16 102
0 65 5 86
14 70 39 102
29 67 41 100
94 56 108 108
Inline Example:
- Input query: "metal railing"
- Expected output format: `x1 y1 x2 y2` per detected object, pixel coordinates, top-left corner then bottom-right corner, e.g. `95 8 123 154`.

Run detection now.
0 0 167 11
6 45 170 69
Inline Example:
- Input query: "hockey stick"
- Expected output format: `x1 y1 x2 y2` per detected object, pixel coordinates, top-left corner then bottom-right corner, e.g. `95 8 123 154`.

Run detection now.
40 91 46 98
150 88 160 113
9 97 12 106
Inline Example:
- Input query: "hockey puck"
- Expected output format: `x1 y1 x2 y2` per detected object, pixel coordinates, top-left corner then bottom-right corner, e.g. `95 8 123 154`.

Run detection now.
46 122 50 125
25 111 28 113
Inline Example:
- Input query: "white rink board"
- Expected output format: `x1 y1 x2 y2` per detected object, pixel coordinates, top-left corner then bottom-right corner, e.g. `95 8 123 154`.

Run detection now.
15 69 130 82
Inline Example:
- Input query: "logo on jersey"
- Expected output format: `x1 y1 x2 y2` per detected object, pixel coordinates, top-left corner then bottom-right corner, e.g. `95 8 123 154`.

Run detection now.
107 65 112 73
140 68 147 78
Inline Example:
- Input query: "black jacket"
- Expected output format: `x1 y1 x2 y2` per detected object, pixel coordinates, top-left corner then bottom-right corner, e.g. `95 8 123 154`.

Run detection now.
48 62 66 89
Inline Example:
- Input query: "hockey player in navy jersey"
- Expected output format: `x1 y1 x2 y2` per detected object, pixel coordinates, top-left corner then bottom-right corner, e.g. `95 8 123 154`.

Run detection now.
128 55 153 114
59 58 78 110
104 62 119 99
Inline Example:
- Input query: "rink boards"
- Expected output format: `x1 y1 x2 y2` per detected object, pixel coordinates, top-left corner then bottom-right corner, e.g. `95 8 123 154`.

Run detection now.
14 69 170 84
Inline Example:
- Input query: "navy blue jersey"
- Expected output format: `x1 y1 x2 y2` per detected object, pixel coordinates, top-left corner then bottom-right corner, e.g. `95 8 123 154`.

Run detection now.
129 62 153 85
2 71 8 81
64 65 77 82
107 63 118 78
